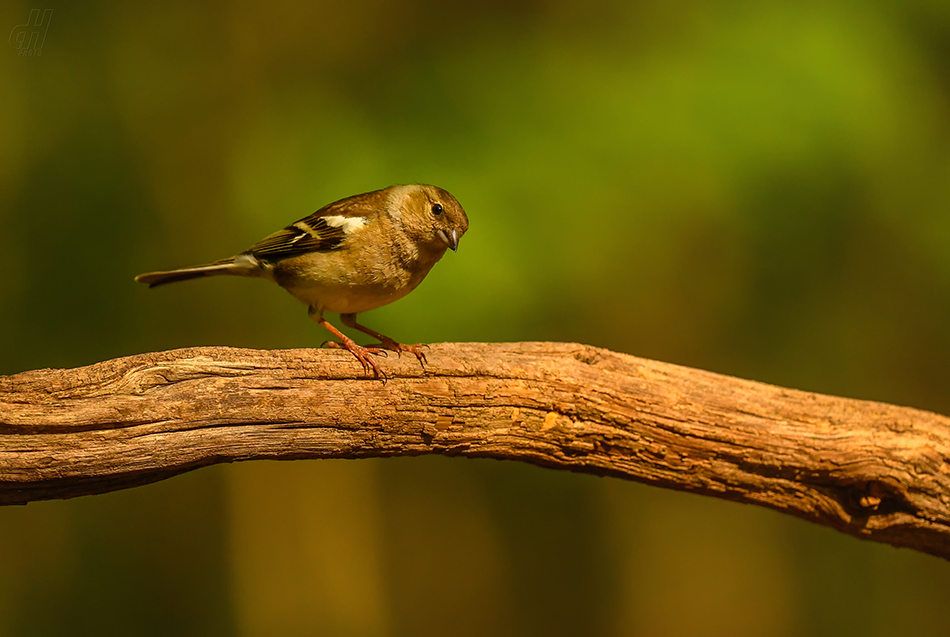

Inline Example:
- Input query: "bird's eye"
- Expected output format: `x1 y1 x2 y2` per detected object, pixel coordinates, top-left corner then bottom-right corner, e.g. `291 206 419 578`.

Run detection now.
431 203 443 216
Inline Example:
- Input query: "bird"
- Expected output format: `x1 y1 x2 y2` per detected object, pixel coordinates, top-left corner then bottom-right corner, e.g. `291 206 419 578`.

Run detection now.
135 184 469 379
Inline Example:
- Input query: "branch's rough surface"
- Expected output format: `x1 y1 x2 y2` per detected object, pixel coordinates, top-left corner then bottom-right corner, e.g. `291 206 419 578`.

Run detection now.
1 342 949 559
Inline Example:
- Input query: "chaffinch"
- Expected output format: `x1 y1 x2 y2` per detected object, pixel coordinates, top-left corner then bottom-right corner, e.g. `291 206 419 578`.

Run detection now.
136 184 469 378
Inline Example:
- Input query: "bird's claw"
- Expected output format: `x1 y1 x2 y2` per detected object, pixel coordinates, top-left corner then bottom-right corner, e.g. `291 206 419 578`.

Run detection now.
323 340 387 380
369 339 428 369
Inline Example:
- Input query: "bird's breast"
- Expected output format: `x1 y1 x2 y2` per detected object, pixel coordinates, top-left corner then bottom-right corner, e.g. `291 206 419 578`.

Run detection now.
271 247 440 315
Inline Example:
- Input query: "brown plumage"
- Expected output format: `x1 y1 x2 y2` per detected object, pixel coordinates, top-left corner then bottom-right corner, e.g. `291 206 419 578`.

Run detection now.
136 184 469 378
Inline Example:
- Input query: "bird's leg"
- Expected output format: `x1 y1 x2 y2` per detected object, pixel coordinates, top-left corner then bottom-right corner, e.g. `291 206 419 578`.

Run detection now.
310 309 386 379
340 313 428 368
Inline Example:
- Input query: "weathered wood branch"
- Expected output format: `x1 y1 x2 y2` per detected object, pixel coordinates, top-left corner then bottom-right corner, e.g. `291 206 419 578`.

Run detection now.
1 342 949 559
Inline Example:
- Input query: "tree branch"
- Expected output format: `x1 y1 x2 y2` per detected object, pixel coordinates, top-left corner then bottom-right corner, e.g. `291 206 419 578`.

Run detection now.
2 342 949 559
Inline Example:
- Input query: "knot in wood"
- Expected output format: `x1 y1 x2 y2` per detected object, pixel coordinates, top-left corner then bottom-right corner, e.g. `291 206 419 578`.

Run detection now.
853 480 886 512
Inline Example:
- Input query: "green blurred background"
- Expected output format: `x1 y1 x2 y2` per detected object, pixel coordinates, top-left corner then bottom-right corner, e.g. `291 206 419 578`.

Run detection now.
2 0 950 635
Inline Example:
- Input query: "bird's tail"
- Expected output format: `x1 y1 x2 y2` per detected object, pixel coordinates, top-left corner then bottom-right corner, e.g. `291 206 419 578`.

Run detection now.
135 255 261 288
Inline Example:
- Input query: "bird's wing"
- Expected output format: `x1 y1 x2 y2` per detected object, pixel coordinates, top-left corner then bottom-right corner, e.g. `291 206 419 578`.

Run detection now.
245 194 378 261
246 216 347 260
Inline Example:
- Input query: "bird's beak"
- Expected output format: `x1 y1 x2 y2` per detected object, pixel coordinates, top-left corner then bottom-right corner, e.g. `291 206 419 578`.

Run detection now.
438 229 460 252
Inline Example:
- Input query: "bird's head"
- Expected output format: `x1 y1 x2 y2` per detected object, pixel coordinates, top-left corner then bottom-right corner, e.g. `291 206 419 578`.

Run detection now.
391 184 469 255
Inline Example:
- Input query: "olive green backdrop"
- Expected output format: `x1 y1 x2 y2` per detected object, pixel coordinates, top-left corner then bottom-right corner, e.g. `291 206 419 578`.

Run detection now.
2 1 950 635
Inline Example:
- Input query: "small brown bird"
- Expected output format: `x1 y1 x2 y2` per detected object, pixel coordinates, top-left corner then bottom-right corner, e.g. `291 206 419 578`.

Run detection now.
136 184 469 378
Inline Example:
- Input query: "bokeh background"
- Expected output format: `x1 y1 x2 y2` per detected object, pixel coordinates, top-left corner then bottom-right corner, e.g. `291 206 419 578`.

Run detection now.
2 0 950 635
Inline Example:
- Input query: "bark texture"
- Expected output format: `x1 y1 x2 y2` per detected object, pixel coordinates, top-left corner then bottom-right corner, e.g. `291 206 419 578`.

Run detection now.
1 342 949 559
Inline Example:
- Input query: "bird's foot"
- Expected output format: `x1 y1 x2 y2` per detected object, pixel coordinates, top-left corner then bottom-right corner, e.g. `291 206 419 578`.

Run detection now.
323 339 387 380
369 338 428 369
